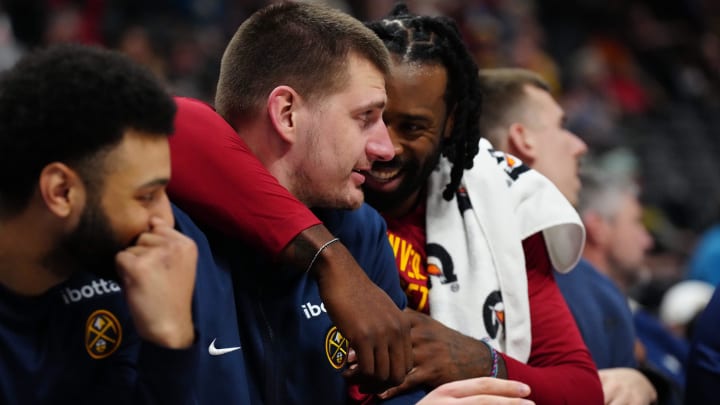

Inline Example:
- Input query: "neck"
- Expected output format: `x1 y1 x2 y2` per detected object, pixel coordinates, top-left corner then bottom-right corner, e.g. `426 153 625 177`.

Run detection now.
582 247 625 289
236 123 311 208
0 211 66 296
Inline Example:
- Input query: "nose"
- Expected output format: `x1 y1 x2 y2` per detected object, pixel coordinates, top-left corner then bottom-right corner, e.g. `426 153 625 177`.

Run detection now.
153 191 175 228
388 127 403 157
366 121 395 162
572 132 588 157
640 226 654 253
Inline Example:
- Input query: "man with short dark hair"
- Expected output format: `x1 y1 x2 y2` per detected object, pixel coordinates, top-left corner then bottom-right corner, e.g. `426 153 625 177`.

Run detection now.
0 44 197 404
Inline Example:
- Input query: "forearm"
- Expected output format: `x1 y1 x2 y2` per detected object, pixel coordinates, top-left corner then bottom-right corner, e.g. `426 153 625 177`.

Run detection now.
285 223 346 276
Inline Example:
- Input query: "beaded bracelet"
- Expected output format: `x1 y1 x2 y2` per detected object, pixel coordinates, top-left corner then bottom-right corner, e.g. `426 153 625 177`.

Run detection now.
305 237 341 274
481 338 499 378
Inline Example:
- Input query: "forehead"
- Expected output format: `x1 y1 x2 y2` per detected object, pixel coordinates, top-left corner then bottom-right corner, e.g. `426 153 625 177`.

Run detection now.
385 59 448 117
103 130 170 186
341 54 385 94
320 54 386 107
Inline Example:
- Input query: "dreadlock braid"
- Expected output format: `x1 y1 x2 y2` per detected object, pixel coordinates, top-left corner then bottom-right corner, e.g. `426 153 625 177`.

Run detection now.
367 4 482 200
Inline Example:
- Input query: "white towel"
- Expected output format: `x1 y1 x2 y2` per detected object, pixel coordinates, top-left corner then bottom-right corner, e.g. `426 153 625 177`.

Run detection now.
426 138 585 362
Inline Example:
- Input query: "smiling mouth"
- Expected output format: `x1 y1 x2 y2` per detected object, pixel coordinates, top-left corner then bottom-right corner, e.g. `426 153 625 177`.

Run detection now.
366 167 402 183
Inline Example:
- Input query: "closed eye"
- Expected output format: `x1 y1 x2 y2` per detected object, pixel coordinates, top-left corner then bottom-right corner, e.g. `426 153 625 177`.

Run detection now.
135 187 165 205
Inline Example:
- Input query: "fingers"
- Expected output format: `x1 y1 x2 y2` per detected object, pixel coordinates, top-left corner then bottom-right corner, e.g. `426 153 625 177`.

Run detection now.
437 378 531 399
375 343 391 384
353 339 375 381
351 315 411 387
599 368 658 405
401 309 415 375
115 214 197 349
389 325 413 385
378 367 423 399
450 396 535 405
415 378 533 405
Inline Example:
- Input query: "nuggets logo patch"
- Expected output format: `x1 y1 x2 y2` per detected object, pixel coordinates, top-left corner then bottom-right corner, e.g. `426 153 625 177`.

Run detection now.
324 326 348 369
85 309 122 359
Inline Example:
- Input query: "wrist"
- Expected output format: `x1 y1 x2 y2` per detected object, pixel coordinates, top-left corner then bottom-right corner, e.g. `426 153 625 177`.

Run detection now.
480 338 499 378
142 318 195 349
306 237 341 274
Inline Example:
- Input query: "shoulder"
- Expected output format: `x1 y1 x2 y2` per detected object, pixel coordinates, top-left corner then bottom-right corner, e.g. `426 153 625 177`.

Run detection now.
172 96 233 139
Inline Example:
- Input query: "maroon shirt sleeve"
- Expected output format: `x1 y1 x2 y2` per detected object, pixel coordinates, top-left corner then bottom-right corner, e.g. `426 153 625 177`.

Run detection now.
501 232 603 405
167 96 321 254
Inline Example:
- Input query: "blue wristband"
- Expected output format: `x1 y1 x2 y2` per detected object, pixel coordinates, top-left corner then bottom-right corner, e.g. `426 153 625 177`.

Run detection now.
481 338 499 378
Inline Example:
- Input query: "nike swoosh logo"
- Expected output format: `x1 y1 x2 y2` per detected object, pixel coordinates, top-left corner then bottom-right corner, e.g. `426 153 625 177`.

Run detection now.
208 338 241 356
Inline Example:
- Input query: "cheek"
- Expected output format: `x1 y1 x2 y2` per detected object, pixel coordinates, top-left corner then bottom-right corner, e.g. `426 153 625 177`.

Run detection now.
411 138 437 161
108 206 153 246
617 228 642 256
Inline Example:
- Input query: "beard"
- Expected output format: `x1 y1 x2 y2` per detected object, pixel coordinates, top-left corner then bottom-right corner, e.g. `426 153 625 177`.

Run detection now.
364 148 443 215
44 200 125 282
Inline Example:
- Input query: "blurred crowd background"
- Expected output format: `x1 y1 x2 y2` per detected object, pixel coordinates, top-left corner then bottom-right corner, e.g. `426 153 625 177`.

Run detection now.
3 0 720 327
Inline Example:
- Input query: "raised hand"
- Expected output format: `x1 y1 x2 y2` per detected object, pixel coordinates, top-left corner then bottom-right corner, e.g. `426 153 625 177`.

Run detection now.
116 216 197 349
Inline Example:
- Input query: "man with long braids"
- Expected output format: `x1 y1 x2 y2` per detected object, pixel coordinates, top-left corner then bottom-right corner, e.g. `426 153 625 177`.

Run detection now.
360 5 603 404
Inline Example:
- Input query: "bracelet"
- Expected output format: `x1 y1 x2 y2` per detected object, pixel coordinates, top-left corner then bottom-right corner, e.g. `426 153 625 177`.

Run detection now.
481 338 499 378
305 237 341 274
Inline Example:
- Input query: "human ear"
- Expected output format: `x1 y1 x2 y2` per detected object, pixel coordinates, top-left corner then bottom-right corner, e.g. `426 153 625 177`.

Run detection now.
38 162 86 219
267 86 302 145
507 122 536 164
583 211 610 247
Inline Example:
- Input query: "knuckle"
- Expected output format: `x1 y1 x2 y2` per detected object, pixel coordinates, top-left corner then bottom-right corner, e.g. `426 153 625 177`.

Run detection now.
389 372 404 386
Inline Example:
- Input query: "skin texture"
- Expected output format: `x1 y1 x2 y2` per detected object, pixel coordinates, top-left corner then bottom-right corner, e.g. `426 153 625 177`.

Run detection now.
283 55 393 210
102 131 196 349
245 54 412 387
583 193 653 293
365 60 452 219
603 195 654 291
378 309 508 399
599 368 657 405
505 85 587 206
0 130 197 349
417 378 533 405
363 58 508 396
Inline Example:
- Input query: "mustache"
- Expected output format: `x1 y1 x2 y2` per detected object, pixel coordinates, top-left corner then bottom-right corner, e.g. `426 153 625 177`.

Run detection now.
371 156 405 170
